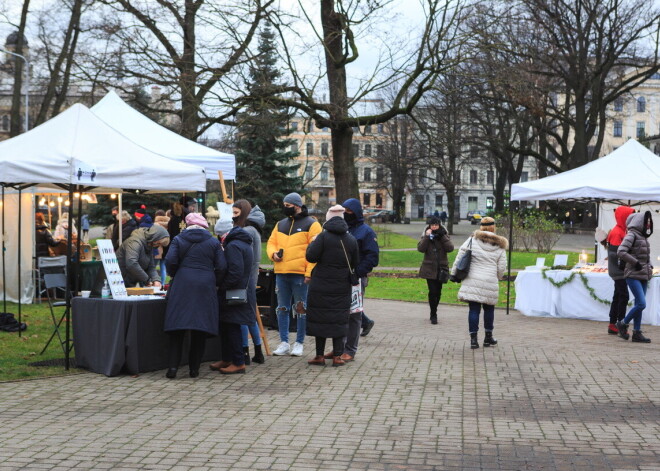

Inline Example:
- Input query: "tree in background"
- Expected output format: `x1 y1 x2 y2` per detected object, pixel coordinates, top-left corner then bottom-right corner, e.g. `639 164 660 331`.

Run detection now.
234 24 302 233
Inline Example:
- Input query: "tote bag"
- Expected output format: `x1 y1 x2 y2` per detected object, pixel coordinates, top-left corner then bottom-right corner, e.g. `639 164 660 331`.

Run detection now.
452 237 473 282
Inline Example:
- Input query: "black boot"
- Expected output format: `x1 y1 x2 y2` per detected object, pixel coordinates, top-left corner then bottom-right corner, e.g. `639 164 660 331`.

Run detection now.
165 368 177 379
243 346 251 366
632 330 651 343
483 332 498 347
470 333 479 349
430 314 438 325
616 320 630 340
252 344 265 364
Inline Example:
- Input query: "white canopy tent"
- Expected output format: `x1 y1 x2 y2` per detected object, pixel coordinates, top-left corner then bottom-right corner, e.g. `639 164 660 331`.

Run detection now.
91 91 236 180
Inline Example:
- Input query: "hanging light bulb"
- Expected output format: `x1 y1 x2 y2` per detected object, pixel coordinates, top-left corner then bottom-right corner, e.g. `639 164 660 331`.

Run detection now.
39 198 46 206
110 194 117 199
57 196 63 203
74 192 80 198
49 201 55 207
64 200 70 206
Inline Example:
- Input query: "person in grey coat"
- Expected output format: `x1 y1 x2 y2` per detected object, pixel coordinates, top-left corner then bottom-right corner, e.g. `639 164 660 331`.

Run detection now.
616 211 654 343
116 225 170 287
163 213 226 379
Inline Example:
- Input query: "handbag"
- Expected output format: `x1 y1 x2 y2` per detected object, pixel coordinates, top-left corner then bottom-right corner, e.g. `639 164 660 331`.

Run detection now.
350 278 363 314
451 237 473 282
340 238 360 286
226 288 248 305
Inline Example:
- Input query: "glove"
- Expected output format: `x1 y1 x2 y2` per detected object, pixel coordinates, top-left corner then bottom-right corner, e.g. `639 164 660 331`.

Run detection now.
634 261 643 271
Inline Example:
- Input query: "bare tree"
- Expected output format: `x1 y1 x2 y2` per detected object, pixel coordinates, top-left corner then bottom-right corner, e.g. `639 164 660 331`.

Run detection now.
7 0 30 136
264 0 469 203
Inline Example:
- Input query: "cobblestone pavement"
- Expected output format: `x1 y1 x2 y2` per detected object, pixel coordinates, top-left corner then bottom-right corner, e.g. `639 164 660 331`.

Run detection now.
1 299 659 471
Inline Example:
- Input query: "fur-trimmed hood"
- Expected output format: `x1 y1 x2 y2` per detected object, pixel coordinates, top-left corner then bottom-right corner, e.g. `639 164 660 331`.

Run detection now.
473 230 508 250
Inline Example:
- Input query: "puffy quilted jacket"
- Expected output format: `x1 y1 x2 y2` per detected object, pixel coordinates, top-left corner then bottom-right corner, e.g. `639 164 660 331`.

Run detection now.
451 230 508 306
617 211 653 281
266 207 322 277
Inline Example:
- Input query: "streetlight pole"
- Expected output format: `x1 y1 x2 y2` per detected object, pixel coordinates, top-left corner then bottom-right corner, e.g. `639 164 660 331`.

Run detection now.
1 48 29 132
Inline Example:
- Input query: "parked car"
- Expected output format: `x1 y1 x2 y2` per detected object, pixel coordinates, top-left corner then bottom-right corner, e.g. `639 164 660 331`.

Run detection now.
466 210 487 224
367 210 397 223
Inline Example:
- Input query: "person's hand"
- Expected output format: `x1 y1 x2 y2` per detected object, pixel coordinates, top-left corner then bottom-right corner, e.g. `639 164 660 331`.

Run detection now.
635 261 643 271
152 281 162 288
425 229 432 236
273 253 282 262
304 276 311 284
145 281 153 287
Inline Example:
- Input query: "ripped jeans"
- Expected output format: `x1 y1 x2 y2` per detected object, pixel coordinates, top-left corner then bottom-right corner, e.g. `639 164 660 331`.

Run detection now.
275 273 307 344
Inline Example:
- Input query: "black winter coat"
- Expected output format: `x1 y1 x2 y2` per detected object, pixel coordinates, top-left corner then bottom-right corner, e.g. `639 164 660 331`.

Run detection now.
305 217 359 338
219 227 255 325
35 224 58 258
164 228 226 336
111 218 138 250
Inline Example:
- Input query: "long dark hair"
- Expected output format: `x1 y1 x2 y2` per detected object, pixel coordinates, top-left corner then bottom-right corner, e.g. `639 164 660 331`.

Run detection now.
232 199 252 228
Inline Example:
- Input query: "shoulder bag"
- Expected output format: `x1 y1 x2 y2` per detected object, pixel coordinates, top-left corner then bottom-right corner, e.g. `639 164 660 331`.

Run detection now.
340 238 360 286
451 237 473 282
340 238 363 313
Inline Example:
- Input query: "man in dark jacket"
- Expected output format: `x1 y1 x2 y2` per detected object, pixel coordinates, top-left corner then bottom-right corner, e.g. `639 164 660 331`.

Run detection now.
117 225 170 287
338 198 379 361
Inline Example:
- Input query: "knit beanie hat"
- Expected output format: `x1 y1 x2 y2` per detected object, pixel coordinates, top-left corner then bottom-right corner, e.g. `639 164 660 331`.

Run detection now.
185 212 209 229
214 218 233 236
283 192 303 207
135 205 147 216
326 204 345 221
427 216 441 226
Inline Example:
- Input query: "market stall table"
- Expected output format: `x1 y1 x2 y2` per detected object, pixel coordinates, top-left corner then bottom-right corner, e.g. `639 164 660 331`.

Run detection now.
515 269 660 326
72 297 222 376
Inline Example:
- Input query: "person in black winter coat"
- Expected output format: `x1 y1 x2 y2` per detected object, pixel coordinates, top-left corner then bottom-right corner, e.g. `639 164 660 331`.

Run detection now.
35 213 58 258
210 226 255 374
306 206 359 367
163 213 226 379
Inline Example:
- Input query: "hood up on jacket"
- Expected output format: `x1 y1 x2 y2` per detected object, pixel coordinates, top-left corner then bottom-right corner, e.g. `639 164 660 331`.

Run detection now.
247 205 266 229
473 230 508 250
626 211 653 238
323 216 349 235
144 224 170 245
223 226 253 246
607 206 635 245
179 226 213 244
342 198 364 225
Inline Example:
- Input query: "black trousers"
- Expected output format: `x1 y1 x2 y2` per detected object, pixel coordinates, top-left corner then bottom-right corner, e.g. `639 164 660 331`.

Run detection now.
220 322 244 366
426 279 443 317
168 330 207 372
609 278 629 324
315 336 344 356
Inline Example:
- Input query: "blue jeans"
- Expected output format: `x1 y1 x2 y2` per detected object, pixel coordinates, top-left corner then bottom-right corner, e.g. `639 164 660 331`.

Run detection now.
241 322 262 347
468 302 494 334
275 274 307 344
158 260 167 283
624 279 648 331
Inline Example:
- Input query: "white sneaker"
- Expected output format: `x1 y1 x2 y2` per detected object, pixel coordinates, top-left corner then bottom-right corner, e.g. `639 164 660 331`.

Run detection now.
273 342 290 356
290 342 304 357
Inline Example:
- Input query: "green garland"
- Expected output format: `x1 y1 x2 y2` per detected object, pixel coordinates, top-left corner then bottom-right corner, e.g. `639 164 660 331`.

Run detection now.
539 269 613 305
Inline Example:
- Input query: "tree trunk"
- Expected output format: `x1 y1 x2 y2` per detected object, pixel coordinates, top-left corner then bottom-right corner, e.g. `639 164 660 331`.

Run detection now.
9 0 30 136
494 170 507 212
445 185 457 235
179 0 199 140
331 126 358 203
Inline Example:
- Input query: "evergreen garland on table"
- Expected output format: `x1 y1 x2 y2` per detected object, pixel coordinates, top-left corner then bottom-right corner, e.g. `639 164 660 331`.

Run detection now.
539 269 612 305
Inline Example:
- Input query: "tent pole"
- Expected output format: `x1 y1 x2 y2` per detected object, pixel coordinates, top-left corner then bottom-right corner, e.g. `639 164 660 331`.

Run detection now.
118 193 123 246
65 186 73 370
506 205 514 315
17 187 22 337
594 201 600 263
75 189 83 295
2 184 6 314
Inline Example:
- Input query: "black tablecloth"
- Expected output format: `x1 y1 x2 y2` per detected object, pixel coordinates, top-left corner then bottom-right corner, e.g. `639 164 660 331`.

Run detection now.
72 297 221 376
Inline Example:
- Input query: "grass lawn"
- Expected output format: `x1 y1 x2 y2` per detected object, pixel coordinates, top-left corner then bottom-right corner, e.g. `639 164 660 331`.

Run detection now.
365 276 517 309
0 302 80 382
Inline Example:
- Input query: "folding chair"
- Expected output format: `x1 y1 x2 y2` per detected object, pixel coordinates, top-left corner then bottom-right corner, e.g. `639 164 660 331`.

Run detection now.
36 256 67 303
40 273 70 356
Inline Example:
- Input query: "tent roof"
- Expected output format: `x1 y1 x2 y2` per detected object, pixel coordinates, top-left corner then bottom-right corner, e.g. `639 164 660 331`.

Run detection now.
0 104 207 192
511 139 660 202
91 91 236 180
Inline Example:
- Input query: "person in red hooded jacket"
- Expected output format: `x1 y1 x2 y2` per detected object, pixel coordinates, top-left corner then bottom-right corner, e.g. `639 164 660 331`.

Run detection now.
605 206 635 335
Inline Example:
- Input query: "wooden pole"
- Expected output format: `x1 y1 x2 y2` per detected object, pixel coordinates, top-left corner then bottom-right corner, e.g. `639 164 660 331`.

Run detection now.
217 171 233 204
254 304 271 356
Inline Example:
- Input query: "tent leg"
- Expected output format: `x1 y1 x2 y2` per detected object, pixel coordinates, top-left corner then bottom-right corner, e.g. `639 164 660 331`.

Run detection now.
1 184 6 314
65 186 74 370
506 208 514 315
17 187 22 337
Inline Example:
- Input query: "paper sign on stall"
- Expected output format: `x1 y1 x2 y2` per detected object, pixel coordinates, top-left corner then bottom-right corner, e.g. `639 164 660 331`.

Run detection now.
553 254 569 266
97 239 128 299
217 203 233 224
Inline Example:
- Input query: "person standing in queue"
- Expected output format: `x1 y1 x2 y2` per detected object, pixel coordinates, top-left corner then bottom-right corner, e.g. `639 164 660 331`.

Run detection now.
163 213 226 379
616 211 653 343
605 206 635 335
418 216 454 325
306 205 359 367
267 192 322 357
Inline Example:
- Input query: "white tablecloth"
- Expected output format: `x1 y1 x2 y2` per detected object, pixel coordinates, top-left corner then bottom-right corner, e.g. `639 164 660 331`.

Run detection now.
515 270 660 326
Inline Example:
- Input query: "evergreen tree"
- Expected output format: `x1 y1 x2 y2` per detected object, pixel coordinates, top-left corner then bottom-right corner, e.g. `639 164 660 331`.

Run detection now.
234 24 302 233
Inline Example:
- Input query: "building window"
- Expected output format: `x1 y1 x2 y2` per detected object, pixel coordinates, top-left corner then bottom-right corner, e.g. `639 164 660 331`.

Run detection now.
306 142 314 156
469 170 478 184
291 142 298 153
352 126 359 133
308 121 314 132
454 170 460 184
364 144 372 157
419 169 426 184
637 121 646 138
352 144 359 157
613 120 622 137
520 171 529 182
320 166 328 181
1 115 9 131
486 196 494 209
614 98 623 112
486 170 494 184
376 193 383 207
305 165 313 180
377 145 384 158
637 96 646 113
435 194 443 207
321 142 329 156
376 167 384 182
364 125 372 134
291 121 298 131
364 167 372 182
467 196 478 211
322 126 328 132
363 193 371 207
377 124 384 133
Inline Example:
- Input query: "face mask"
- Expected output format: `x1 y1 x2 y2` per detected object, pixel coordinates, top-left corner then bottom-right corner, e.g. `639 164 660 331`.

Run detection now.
344 212 357 223
232 216 239 224
283 206 296 217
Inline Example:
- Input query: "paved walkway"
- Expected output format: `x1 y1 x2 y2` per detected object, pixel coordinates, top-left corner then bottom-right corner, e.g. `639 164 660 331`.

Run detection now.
1 299 659 470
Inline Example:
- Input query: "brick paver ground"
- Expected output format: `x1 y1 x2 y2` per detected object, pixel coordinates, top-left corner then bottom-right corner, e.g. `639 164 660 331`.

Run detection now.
1 299 659 471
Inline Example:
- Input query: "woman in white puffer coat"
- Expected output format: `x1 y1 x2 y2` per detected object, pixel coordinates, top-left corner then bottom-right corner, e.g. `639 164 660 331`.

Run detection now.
451 217 508 349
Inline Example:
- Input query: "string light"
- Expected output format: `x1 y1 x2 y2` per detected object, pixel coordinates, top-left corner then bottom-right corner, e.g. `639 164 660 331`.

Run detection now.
57 196 63 203
49 201 55 207
110 194 117 199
